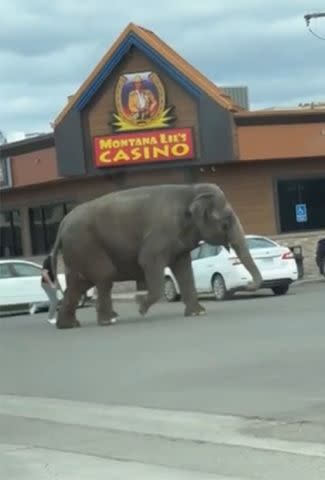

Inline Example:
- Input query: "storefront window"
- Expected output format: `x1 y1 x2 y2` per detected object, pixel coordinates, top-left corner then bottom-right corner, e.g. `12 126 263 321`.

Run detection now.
277 177 325 233
65 202 77 213
0 210 23 257
43 204 65 252
29 207 46 255
29 202 75 255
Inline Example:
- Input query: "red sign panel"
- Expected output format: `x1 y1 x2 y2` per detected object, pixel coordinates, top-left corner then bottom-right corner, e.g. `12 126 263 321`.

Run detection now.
93 127 195 167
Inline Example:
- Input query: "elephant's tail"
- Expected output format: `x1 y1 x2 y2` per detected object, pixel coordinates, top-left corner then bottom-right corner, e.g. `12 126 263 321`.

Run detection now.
50 220 65 294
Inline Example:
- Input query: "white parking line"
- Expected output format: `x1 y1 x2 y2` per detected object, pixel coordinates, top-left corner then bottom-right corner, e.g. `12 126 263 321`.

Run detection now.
0 443 249 480
0 394 324 459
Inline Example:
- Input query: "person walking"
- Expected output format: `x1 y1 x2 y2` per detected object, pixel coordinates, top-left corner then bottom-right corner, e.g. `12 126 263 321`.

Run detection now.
41 255 59 325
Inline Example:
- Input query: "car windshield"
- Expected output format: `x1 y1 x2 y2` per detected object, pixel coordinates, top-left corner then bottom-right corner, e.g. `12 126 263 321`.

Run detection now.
198 243 220 258
246 237 277 250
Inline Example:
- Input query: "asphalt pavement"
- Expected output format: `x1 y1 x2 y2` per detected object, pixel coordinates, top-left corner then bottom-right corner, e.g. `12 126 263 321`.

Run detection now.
0 281 324 479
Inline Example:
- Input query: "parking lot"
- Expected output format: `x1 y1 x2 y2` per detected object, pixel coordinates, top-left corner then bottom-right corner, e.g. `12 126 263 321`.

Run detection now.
0 281 324 479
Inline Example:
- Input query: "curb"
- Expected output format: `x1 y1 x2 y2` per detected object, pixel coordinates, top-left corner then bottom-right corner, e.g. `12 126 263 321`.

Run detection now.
293 277 324 287
112 293 136 301
109 277 324 302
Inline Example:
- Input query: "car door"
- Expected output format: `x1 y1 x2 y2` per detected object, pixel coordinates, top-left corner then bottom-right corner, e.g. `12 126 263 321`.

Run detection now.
192 243 220 292
189 246 201 291
11 262 47 304
0 263 19 306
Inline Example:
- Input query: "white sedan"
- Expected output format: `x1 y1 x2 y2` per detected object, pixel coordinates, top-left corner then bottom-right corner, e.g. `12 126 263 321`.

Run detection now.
164 235 298 301
0 259 94 316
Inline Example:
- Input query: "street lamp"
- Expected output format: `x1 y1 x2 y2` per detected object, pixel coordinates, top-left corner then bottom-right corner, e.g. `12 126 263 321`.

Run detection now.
304 12 325 40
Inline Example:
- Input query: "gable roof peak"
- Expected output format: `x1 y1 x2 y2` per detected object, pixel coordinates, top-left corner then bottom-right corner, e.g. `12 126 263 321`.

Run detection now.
54 23 239 126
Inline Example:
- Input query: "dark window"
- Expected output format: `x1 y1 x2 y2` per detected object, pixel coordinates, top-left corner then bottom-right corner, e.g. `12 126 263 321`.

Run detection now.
29 202 73 255
0 210 23 258
277 177 325 233
65 202 77 213
43 204 65 252
29 207 46 255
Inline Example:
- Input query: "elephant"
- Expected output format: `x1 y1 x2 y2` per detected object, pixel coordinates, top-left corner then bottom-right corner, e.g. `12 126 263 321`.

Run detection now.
50 183 262 329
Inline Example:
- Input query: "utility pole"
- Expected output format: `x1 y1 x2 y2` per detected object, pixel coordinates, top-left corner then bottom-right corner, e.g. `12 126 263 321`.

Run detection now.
0 131 8 187
0 130 7 145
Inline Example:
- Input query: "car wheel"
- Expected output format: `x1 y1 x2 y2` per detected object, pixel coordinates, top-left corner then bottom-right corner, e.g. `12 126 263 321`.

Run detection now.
272 285 289 296
212 274 228 301
164 277 179 302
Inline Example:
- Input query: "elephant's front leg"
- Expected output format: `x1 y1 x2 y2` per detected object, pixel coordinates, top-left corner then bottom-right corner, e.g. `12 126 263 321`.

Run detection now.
96 280 118 326
171 253 206 317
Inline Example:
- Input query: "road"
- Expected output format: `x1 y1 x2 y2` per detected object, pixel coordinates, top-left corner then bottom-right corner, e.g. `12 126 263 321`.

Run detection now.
0 282 324 479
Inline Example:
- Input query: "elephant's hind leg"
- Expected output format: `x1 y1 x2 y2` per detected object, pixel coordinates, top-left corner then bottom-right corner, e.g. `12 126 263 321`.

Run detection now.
57 274 90 329
79 250 117 326
96 280 117 326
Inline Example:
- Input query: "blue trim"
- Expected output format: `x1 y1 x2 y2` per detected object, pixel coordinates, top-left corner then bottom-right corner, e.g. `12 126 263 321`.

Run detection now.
76 33 201 111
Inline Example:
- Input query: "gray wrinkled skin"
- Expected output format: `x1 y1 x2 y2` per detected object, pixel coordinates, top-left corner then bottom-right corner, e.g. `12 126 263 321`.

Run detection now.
50 183 262 329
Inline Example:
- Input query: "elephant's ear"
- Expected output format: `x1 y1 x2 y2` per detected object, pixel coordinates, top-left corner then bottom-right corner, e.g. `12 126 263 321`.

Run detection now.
188 193 215 222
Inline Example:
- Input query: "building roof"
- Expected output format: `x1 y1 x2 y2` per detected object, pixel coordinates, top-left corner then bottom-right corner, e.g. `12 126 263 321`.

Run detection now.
0 132 54 157
257 101 325 111
235 105 325 126
54 23 240 126
236 107 325 117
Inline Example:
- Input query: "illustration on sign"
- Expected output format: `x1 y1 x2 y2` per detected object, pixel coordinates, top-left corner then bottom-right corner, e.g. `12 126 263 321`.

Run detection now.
112 71 174 132
94 127 195 167
295 203 307 223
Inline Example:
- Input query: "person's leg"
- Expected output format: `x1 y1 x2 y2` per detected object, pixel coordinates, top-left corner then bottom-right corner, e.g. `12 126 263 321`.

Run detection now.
42 283 59 323
29 304 37 315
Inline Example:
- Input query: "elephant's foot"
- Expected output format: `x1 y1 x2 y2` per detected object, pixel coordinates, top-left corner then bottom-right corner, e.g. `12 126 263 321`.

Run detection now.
97 311 118 326
56 306 80 329
246 280 261 292
97 317 118 326
135 293 149 316
56 313 80 329
184 303 206 317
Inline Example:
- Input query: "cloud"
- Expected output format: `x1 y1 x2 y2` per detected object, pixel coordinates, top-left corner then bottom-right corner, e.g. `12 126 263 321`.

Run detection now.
1 0 324 140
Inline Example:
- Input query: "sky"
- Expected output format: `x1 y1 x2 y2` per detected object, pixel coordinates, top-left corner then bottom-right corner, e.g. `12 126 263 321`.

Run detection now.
1 0 325 142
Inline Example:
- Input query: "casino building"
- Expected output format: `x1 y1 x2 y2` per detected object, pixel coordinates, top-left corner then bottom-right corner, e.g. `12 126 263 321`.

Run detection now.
1 23 324 277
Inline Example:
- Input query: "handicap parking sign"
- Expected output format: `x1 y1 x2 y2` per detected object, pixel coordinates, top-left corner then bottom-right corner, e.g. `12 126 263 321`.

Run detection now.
295 203 307 223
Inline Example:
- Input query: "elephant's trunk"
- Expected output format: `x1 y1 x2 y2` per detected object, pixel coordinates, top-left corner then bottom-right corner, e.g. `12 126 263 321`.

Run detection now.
228 217 263 290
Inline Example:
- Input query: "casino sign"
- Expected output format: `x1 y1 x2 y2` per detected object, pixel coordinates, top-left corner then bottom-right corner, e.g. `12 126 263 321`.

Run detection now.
93 70 195 168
